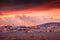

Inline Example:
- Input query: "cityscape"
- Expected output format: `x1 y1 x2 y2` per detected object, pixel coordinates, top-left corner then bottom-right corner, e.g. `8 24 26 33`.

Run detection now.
0 22 60 32
0 22 60 40
0 0 60 40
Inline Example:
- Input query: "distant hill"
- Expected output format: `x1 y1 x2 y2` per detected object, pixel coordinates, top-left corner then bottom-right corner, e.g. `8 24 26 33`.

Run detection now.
35 22 60 28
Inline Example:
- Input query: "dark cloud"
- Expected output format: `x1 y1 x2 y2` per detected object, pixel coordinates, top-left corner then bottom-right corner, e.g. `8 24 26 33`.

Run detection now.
0 0 60 11
1 0 51 5
1 0 60 5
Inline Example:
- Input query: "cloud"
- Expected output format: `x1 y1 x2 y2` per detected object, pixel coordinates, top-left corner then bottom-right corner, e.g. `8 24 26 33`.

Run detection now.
0 14 60 26
0 12 3 16
16 15 40 23
0 8 60 26
1 0 60 11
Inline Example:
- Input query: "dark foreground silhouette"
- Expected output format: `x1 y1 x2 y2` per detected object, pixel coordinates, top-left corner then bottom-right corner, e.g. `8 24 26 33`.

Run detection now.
0 32 60 40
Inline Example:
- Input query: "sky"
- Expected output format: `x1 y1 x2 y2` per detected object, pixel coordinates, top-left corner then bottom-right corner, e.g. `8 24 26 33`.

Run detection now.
0 0 60 26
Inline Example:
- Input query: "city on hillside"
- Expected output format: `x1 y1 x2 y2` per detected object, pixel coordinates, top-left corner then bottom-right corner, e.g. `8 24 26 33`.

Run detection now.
0 22 60 32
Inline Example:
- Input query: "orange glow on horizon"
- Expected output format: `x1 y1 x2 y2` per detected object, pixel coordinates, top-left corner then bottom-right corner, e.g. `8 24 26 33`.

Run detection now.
0 8 60 26
2 8 60 15
0 15 15 18
1 8 60 19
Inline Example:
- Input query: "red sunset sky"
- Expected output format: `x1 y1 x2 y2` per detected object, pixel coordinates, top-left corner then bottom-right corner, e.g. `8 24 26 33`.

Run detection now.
0 0 60 26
